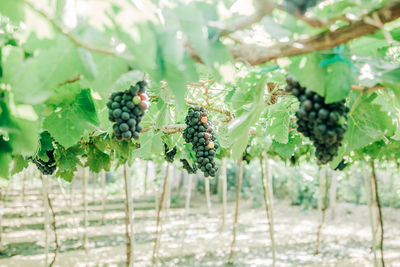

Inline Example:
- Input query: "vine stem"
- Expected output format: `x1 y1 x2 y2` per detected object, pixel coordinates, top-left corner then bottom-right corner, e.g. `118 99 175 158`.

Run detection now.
0 189 3 251
219 158 228 232
21 0 126 58
370 160 385 267
57 177 80 237
228 158 243 264
152 163 170 265
260 152 276 266
179 172 193 260
123 164 134 267
363 168 377 267
101 170 106 225
41 174 50 267
205 177 212 216
81 167 88 251
45 179 59 267
315 166 329 255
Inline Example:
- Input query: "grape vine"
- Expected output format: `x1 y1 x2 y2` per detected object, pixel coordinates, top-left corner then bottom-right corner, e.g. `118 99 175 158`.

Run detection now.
183 107 218 177
286 76 349 164
107 81 150 141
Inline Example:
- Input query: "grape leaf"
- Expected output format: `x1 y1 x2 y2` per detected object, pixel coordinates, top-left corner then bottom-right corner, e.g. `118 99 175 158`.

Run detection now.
325 62 353 103
160 32 198 115
0 137 12 182
0 0 25 23
44 89 99 148
345 93 395 152
82 53 129 99
38 131 54 157
9 117 39 155
174 2 233 81
289 53 326 96
112 70 145 92
55 145 84 182
132 130 163 159
2 46 51 104
267 100 290 144
85 146 111 173
11 155 28 175
271 134 302 159
228 75 267 159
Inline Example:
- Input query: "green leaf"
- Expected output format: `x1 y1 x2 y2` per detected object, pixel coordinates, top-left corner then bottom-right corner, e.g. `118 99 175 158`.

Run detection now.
11 155 28 175
2 46 51 104
8 117 39 155
271 134 302 159
132 130 162 159
325 62 353 103
38 131 54 157
289 53 326 96
345 93 395 152
175 2 233 81
82 54 129 99
0 0 25 23
267 101 290 144
112 70 145 92
44 89 99 148
35 37 89 89
0 137 12 182
155 99 170 128
77 48 98 80
228 75 267 159
113 21 161 79
85 146 111 173
160 32 198 114
55 145 84 182
349 37 388 56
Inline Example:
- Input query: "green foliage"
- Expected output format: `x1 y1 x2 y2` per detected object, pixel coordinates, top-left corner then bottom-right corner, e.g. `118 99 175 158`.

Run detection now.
0 0 400 181
43 88 99 148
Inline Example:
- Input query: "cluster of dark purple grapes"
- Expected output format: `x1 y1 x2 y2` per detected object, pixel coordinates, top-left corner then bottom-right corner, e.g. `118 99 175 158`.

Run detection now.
283 0 321 14
107 81 150 141
286 76 349 164
32 149 57 175
183 107 218 177
164 144 177 163
181 159 197 174
242 146 252 165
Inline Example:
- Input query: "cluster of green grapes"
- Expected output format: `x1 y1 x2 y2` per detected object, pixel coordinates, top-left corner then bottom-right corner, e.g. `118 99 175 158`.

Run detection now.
183 107 218 177
181 159 197 174
286 76 349 164
283 0 321 14
32 150 57 175
164 144 177 163
107 81 150 141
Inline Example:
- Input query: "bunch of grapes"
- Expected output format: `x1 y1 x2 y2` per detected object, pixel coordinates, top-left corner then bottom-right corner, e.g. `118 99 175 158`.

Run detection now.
286 76 349 164
181 159 197 174
242 146 252 164
164 144 177 163
107 80 150 141
283 0 321 14
183 106 218 177
32 149 57 175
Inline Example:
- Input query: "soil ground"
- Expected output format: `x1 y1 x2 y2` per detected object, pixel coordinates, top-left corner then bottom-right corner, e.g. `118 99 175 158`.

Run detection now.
0 185 399 267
